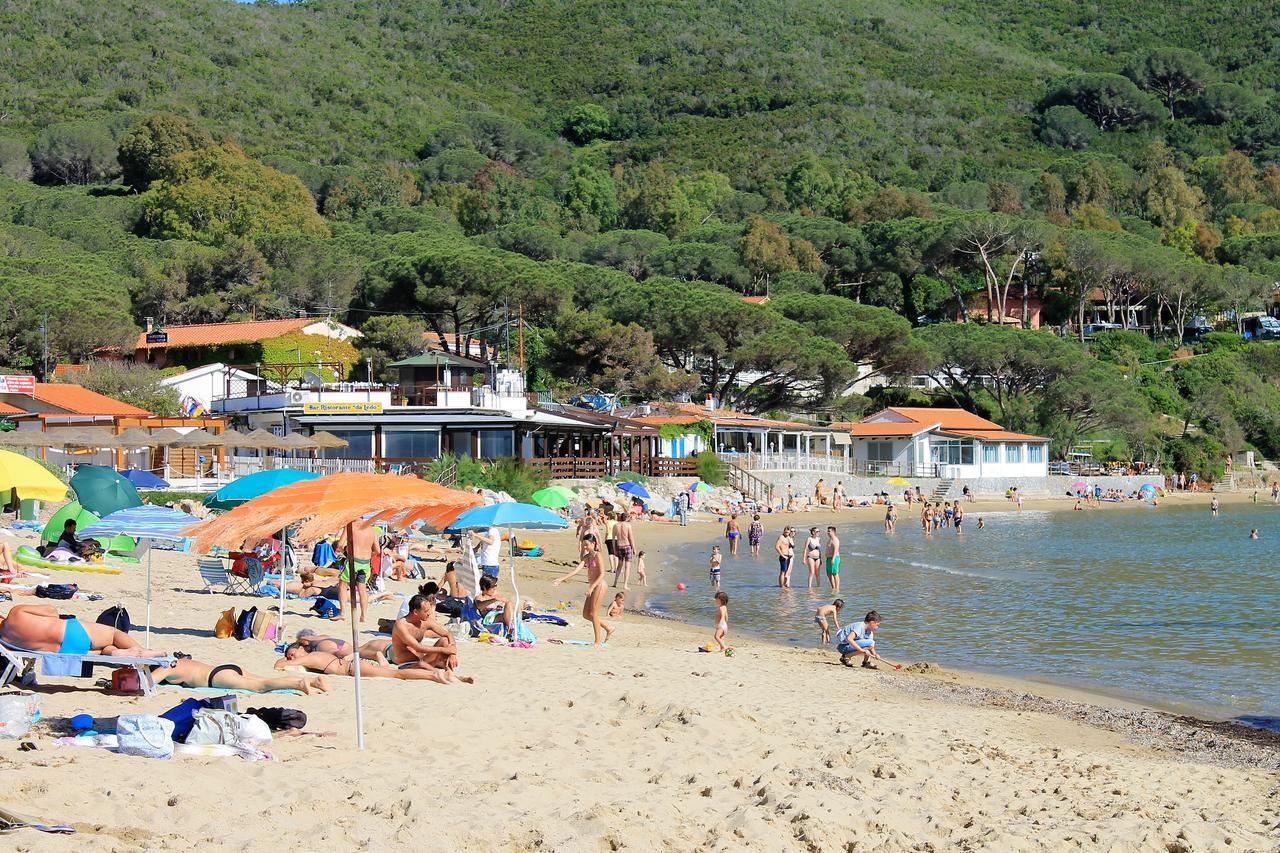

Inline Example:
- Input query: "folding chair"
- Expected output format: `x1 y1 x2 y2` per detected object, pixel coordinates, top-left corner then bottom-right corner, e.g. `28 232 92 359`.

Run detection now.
197 557 248 594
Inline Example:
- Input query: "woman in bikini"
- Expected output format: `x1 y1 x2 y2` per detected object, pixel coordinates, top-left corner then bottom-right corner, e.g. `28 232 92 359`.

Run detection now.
725 514 741 557
580 533 613 646
804 527 822 588
284 572 332 598
276 644 468 683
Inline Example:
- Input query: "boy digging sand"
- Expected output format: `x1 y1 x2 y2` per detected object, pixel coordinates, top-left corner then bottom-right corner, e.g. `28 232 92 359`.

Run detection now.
814 599 844 645
835 610 900 670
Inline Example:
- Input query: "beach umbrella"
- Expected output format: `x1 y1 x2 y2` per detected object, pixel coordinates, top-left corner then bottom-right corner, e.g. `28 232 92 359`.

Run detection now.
0 448 68 503
617 481 651 500
531 487 571 509
231 428 291 450
1071 480 1087 491
183 473 482 750
1138 483 1157 499
70 465 143 517
310 431 349 450
148 428 187 447
115 427 164 448
169 428 221 448
279 433 319 451
204 468 323 511
80 505 201 643
0 431 53 449
41 500 136 555
118 469 169 489
885 476 912 486
687 481 714 493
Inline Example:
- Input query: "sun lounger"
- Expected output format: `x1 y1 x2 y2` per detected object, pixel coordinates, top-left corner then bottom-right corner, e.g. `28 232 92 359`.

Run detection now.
0 642 175 697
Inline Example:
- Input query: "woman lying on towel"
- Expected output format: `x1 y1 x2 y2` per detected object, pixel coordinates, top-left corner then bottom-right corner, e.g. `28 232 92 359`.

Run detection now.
275 645 472 684
0 604 167 657
154 657 329 695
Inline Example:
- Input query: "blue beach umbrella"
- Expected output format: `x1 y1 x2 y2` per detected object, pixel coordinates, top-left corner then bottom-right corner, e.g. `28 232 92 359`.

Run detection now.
81 505 201 642
448 503 568 633
118 469 169 489
1138 483 1157 499
617 481 651 500
205 468 323 510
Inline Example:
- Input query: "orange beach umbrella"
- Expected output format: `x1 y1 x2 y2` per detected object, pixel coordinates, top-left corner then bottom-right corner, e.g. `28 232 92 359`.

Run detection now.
182 472 481 750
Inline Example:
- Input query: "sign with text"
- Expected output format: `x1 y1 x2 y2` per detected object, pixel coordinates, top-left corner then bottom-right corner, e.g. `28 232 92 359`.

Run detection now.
145 331 169 344
302 401 384 415
0 375 36 395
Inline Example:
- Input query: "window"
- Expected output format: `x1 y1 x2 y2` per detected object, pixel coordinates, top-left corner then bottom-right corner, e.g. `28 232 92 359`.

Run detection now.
866 441 895 462
929 438 974 466
982 443 998 464
1027 443 1044 463
383 430 440 460
321 429 373 459
1005 443 1023 464
478 429 514 460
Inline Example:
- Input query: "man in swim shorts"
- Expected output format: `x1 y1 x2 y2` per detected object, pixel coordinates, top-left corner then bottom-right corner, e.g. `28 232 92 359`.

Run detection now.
0 604 167 657
824 526 841 592
392 594 466 673
336 521 376 623
276 644 469 683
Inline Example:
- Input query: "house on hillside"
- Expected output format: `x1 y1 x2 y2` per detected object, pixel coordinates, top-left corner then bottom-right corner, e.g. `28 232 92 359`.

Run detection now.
832 407 1050 479
116 317 361 370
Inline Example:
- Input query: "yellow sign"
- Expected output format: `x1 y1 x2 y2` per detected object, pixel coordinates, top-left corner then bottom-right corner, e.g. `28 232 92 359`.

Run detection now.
302 401 384 415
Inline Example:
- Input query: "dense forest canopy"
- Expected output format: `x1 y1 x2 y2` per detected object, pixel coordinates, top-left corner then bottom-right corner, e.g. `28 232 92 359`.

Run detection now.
3 0 1280 477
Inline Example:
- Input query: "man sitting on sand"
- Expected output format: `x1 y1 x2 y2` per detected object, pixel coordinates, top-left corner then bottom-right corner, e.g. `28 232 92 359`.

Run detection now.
276 643 469 683
154 657 329 695
391 594 465 673
0 604 168 657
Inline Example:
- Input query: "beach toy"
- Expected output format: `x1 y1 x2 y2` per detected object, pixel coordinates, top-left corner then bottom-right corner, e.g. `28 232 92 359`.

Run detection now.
71 713 94 731
724 648 734 657
676 582 686 591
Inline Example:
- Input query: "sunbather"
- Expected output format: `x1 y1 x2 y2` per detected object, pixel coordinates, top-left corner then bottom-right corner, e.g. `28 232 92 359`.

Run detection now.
0 604 167 657
284 572 333 598
294 629 391 664
153 657 328 694
474 575 514 633
276 645 469 683
392 594 465 673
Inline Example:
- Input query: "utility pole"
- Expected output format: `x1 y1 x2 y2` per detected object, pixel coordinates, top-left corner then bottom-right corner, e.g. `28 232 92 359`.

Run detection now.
518 303 525 372
504 303 511 366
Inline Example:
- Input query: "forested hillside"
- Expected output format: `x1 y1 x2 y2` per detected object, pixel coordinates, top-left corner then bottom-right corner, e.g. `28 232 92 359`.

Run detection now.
3 0 1280 476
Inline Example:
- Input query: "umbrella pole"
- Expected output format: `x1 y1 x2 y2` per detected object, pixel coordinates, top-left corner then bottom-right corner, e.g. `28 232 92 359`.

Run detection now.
145 545 153 646
279 527 289 641
346 521 365 750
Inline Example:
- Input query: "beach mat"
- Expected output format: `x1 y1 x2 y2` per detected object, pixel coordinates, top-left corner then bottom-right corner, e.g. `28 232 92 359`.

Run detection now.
166 685 303 696
0 805 74 835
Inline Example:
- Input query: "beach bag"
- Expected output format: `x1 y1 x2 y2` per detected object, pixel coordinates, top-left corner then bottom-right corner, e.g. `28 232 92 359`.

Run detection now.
116 714 174 759
96 605 132 633
214 608 236 639
0 692 39 740
246 707 306 732
35 583 77 600
251 609 279 641
311 598 340 619
187 709 271 746
234 607 258 641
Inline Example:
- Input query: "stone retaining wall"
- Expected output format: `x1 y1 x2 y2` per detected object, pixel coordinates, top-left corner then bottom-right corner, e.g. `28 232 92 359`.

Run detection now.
748 470 1164 502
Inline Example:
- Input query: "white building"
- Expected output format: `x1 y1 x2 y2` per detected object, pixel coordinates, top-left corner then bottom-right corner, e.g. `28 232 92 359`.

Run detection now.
834 407 1051 479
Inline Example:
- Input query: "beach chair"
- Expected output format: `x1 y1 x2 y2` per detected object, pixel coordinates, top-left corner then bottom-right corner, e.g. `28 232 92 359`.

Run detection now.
0 642 175 697
197 557 247 594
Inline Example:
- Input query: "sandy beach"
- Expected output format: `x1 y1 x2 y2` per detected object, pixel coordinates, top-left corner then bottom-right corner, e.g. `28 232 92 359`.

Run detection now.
3 492 1278 852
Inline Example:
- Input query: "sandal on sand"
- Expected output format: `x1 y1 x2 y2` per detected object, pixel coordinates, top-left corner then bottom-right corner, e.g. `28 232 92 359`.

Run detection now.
861 660 879 670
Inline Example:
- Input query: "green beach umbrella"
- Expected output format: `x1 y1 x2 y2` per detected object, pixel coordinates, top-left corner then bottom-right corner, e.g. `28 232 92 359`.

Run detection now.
531 487 572 509
41 500 137 556
70 465 143 517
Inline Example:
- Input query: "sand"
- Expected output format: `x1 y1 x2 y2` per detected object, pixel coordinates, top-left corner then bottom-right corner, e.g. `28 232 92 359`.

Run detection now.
2 494 1278 852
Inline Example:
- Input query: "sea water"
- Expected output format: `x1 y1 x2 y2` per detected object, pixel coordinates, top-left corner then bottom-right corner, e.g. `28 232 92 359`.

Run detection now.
636 503 1280 725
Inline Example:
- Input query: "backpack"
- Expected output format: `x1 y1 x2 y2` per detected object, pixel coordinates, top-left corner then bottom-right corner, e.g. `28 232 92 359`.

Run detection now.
245 707 306 732
234 607 258 641
35 583 78 600
311 598 340 619
97 605 132 633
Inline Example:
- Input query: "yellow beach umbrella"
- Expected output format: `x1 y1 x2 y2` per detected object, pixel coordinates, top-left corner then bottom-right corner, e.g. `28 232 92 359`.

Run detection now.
0 448 69 502
885 476 912 486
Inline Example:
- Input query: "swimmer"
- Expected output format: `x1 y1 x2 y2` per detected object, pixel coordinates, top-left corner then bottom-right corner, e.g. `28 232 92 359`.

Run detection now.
977 517 985 530
1250 528 1259 539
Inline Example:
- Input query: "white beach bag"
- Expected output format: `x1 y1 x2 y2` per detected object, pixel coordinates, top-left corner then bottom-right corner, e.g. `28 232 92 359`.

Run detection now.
116 714 174 759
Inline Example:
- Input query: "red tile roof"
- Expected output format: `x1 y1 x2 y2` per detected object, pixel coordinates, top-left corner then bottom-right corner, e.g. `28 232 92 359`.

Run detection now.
939 428 1050 442
875 407 1002 431
135 318 314 350
833 421 934 437
32 384 153 417
740 296 770 304
0 402 25 415
840 407 1048 441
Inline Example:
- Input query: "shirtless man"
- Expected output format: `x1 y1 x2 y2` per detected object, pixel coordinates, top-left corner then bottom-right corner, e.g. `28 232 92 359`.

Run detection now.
0 604 167 657
474 575 514 633
391 594 469 679
336 521 376 623
774 526 794 588
825 526 841 592
276 644 454 682
154 657 328 694
612 514 636 589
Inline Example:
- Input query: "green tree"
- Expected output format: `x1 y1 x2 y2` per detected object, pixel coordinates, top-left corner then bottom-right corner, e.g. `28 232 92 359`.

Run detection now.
1040 74 1163 130
320 164 420 220
1037 105 1098 149
543 309 695 396
1143 166 1205 251
560 164 620 231
140 142 328 245
356 314 428 380
69 362 181 416
1197 83 1260 125
1125 49 1212 118
117 113 212 191
986 180 1022 214
741 215 798 290
0 136 32 180
582 230 670 279
561 104 612 145
29 121 118 185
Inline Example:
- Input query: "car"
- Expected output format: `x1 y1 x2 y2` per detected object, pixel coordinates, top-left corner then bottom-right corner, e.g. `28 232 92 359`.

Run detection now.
1241 315 1280 340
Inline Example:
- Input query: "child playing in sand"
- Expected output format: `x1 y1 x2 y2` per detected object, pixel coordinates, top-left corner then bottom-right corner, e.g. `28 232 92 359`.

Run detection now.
709 545 722 589
713 591 730 654
836 610 884 669
635 550 648 586
814 598 844 645
607 592 625 617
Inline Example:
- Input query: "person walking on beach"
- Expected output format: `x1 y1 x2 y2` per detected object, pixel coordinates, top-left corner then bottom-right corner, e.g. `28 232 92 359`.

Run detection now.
712 591 731 655
677 490 690 526
708 544 723 589
581 533 612 646
775 526 794 587
804 527 822 588
1211 495 1220 517
814 598 844 645
747 513 764 557
814 479 826 509
634 550 648 586
1271 481 1279 503
832 481 844 510
336 521 375 623
613 513 636 589
825 526 841 591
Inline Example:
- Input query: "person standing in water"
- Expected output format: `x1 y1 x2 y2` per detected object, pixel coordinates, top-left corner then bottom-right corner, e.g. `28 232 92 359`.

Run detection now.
725 513 741 557
803 527 822 588
775 526 795 588
747 513 764 557
953 503 964 533
824 526 841 592
1211 495 1220 517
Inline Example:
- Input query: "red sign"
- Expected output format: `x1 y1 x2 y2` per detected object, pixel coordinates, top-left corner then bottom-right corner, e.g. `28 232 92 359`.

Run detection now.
0 375 35 395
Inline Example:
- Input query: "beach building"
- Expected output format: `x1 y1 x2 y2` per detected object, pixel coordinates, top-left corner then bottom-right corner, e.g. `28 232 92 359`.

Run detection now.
622 401 840 459
831 407 1050 479
118 317 361 369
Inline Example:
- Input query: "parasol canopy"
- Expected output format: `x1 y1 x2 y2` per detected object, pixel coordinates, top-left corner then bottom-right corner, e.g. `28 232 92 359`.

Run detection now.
169 428 223 448
204 468 323 511
0 448 68 503
70 465 143 517
119 469 170 489
617 481 650 500
309 431 349 450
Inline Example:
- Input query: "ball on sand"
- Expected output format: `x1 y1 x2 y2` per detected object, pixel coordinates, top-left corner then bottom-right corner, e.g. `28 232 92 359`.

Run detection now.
676 582 686 591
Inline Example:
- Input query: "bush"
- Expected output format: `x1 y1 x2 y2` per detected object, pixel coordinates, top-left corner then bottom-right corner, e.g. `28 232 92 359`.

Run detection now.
694 452 725 485
143 490 207 506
